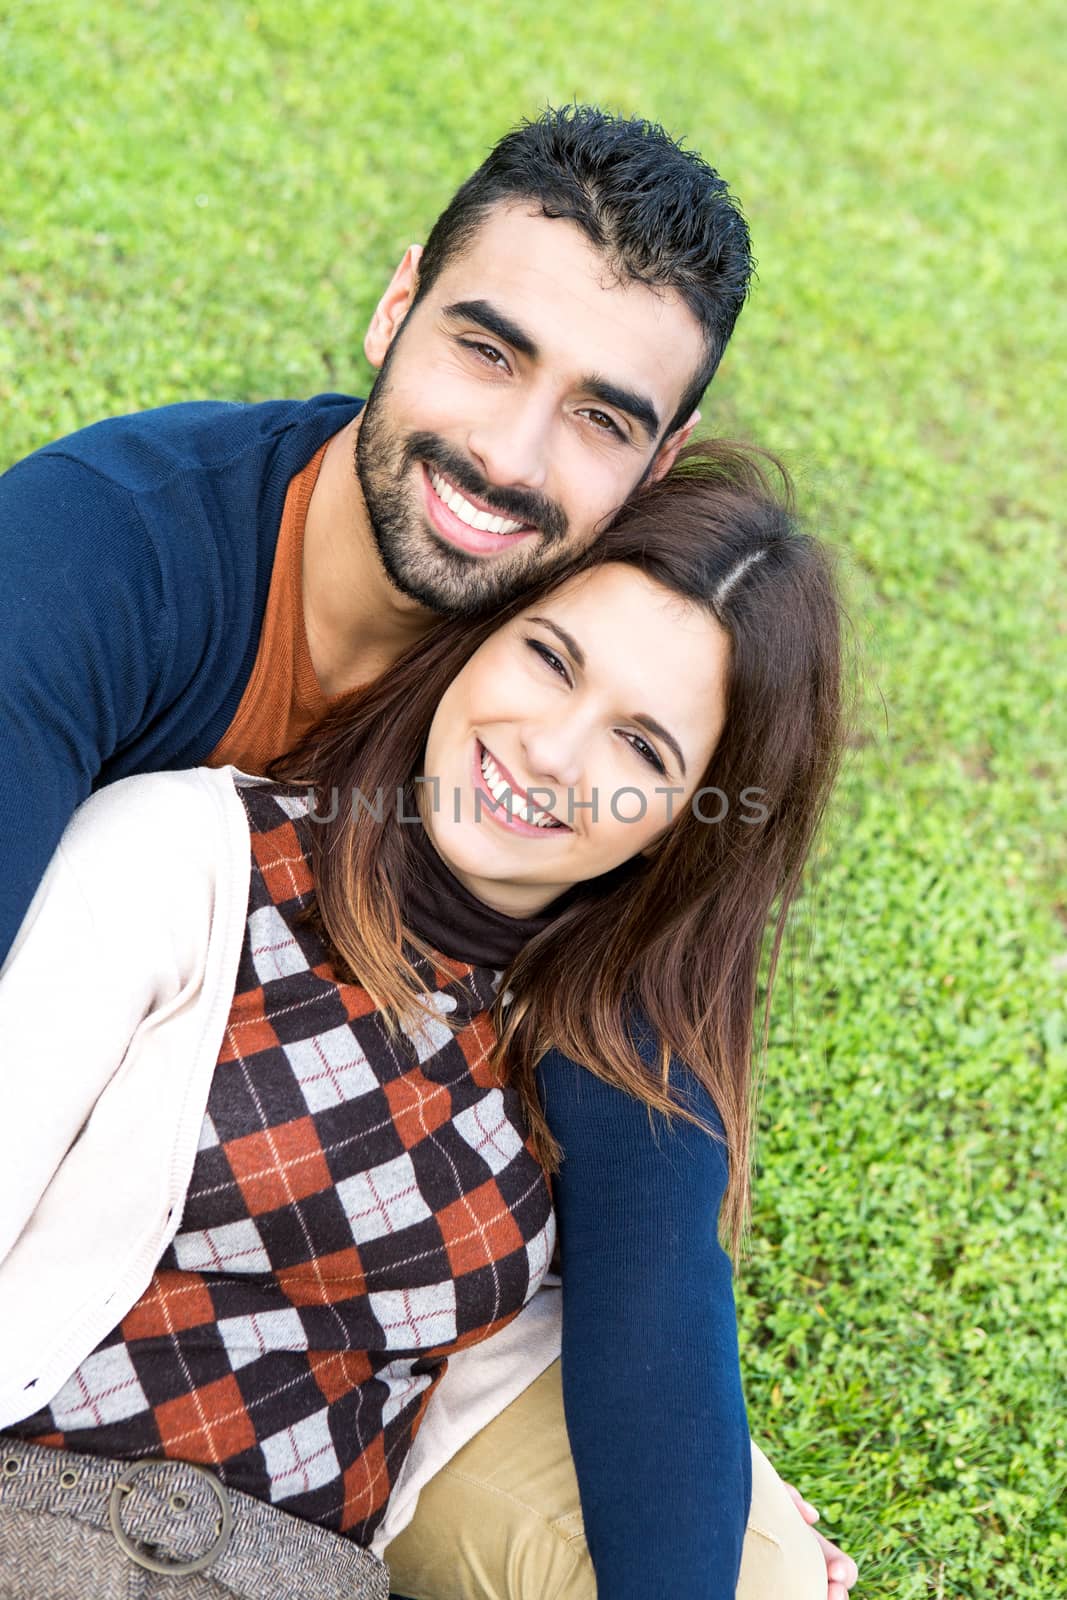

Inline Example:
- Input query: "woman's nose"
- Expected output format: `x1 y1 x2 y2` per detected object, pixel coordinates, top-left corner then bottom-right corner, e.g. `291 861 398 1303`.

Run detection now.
520 725 585 792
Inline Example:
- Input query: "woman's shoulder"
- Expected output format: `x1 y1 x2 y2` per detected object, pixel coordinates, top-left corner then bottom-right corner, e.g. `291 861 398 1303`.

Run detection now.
47 766 253 946
65 765 249 861
2 766 253 1023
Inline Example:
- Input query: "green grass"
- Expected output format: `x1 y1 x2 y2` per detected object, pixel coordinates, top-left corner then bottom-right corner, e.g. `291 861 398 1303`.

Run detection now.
3 2 1065 1593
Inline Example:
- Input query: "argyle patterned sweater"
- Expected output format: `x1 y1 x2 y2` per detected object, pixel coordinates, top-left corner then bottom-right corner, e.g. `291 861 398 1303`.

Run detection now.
12 780 556 1547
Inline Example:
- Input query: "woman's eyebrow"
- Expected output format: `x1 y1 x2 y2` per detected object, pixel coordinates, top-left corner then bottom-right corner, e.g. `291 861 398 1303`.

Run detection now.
527 616 686 775
528 616 585 667
632 714 686 777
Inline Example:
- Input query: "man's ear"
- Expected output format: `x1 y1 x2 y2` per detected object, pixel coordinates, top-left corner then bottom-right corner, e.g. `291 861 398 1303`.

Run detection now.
364 244 424 368
647 408 701 484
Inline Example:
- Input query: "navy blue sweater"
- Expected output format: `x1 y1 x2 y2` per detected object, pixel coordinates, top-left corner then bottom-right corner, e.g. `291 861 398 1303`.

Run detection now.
0 396 751 1595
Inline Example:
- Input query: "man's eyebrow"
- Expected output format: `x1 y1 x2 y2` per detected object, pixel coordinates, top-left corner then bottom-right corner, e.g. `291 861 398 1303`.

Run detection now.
443 303 660 442
528 616 686 774
442 300 538 359
584 377 660 443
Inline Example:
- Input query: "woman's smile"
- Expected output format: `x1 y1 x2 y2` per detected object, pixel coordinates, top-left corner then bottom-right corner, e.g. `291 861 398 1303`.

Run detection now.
471 737 572 836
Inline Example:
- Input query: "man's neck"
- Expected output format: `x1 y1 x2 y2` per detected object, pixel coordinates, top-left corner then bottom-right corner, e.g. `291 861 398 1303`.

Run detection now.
302 414 439 697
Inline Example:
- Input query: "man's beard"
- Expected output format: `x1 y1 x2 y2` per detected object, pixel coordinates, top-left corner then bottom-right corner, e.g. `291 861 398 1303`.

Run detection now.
355 344 576 620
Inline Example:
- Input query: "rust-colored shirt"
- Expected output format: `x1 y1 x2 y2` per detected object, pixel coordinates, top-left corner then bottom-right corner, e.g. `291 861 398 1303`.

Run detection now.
206 441 349 774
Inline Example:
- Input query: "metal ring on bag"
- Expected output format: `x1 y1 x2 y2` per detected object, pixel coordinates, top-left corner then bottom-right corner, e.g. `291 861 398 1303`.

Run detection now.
107 1458 234 1576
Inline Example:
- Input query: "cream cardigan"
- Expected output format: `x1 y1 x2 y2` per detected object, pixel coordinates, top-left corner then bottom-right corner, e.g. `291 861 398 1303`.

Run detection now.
0 765 563 1557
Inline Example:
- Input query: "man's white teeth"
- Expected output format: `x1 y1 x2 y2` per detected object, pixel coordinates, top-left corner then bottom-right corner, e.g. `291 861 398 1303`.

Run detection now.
430 468 526 535
480 745 561 829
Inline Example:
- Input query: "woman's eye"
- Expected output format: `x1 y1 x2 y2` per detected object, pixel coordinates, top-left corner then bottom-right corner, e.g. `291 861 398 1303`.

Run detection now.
526 638 569 681
624 732 666 774
461 339 509 371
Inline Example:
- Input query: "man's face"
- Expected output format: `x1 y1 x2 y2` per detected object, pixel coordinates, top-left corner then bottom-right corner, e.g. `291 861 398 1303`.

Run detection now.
355 203 706 618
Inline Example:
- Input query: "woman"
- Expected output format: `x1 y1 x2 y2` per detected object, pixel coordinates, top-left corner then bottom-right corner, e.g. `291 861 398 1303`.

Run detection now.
0 441 844 1600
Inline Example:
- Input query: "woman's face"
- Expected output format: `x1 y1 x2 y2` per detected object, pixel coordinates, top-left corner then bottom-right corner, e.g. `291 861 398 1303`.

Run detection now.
419 562 731 917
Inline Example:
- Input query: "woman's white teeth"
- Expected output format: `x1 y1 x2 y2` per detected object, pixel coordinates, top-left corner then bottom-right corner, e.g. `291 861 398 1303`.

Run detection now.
480 745 560 828
430 469 526 535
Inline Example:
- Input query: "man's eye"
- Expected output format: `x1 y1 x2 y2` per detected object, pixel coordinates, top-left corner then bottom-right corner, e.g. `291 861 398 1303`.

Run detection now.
460 339 509 371
624 732 666 774
526 638 569 682
581 408 624 438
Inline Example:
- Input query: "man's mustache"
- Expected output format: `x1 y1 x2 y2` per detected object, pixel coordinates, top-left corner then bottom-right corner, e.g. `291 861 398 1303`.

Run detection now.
402 432 568 543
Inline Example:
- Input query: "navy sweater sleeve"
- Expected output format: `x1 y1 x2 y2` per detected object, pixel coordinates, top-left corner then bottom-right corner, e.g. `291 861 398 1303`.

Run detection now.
0 394 364 968
0 452 170 964
534 1042 751 1599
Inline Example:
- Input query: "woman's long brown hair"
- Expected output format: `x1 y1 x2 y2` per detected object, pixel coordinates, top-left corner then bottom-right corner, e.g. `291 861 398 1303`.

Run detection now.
270 441 845 1256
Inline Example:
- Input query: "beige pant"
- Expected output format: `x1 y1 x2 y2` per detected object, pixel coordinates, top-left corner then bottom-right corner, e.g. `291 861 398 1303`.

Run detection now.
385 1358 825 1599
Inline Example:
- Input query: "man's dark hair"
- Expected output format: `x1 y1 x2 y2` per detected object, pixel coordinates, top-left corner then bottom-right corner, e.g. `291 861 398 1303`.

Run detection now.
414 104 754 437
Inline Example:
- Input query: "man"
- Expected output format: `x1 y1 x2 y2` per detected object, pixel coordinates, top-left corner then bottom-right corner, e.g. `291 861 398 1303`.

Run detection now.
0 105 856 1598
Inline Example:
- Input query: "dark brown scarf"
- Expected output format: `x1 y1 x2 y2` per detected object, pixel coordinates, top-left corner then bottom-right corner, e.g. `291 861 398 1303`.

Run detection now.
402 820 572 968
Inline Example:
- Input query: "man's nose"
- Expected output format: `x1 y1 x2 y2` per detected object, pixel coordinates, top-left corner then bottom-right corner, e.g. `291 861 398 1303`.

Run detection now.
466 393 552 491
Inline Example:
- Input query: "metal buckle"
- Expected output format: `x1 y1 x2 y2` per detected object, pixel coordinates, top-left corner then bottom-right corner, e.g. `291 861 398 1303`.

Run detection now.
107 1459 234 1576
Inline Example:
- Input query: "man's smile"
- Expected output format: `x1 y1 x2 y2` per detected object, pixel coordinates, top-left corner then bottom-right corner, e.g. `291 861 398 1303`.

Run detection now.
428 467 528 535
420 463 541 557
